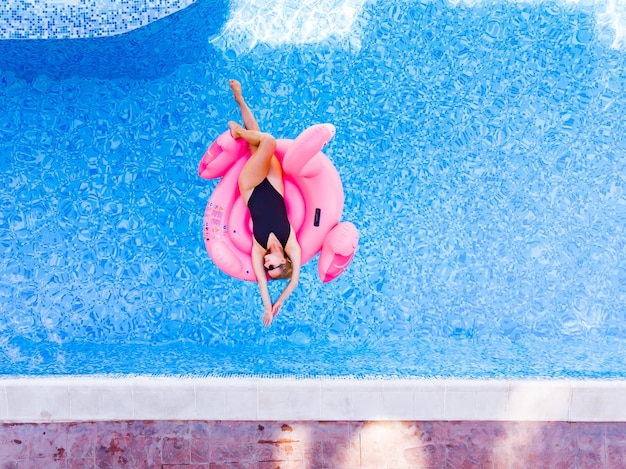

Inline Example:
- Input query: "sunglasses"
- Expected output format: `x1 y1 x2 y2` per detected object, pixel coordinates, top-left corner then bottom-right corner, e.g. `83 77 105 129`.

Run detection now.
265 264 281 272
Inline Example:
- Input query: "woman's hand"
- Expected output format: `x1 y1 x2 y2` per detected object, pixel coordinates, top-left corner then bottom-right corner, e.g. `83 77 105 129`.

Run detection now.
261 301 282 327
272 300 284 317
262 307 274 327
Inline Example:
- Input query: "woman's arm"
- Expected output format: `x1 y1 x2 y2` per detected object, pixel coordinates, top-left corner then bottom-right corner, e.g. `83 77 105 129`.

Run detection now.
251 246 274 325
271 235 302 318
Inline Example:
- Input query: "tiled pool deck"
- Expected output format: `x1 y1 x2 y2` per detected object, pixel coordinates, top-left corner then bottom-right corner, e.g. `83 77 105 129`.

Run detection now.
1 378 626 467
2 419 624 468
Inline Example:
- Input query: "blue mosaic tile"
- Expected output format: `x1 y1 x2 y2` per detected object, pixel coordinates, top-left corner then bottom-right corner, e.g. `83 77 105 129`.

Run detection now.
1 0 196 40
1 0 626 377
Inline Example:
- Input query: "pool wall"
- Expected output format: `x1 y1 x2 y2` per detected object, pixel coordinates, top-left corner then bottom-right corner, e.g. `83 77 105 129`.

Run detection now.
2 377 626 422
1 0 195 39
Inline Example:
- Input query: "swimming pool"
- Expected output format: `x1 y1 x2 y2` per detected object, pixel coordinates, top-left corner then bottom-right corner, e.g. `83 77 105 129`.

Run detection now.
1 0 626 380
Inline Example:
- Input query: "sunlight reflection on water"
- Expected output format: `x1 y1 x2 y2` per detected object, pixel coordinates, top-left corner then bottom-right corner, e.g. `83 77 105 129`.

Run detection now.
211 0 367 52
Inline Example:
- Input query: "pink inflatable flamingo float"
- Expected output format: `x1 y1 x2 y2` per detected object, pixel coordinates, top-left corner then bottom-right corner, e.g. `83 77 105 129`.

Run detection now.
199 123 358 282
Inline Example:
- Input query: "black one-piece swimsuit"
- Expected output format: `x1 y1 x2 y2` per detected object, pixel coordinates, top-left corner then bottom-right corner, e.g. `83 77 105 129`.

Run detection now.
247 178 291 249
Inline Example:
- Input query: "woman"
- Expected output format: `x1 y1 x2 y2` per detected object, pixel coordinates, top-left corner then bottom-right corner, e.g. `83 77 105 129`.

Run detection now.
228 79 301 327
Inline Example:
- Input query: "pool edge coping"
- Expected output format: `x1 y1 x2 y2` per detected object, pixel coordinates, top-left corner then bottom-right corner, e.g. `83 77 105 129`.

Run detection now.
1 377 625 422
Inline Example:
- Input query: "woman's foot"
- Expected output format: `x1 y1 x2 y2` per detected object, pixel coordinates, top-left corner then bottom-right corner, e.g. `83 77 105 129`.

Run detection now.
228 120 245 139
229 79 244 104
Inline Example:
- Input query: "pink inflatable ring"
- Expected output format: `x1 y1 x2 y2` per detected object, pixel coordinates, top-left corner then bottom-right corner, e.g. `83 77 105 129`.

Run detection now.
199 123 358 282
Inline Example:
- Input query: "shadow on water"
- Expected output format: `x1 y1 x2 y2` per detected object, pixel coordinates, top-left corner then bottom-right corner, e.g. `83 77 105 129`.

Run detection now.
0 0 229 81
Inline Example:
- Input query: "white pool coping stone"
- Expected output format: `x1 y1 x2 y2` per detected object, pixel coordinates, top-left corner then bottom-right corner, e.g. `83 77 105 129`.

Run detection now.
1 377 625 422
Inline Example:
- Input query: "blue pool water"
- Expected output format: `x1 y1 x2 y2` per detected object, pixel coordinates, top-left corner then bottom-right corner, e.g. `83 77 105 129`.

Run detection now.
1 0 626 378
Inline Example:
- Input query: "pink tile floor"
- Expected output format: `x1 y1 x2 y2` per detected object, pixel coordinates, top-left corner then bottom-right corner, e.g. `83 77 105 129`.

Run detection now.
0 420 625 468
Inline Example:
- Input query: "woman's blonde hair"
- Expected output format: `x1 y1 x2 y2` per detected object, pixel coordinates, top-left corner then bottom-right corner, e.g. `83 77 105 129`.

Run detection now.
274 254 293 280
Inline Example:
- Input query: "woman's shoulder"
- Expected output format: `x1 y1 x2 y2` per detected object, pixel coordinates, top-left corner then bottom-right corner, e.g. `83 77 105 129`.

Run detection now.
285 230 301 256
251 240 267 255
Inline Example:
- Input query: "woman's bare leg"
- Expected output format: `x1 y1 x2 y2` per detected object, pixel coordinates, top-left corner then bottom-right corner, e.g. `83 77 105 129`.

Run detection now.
229 81 283 199
232 121 278 199
228 121 267 146
229 79 260 131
